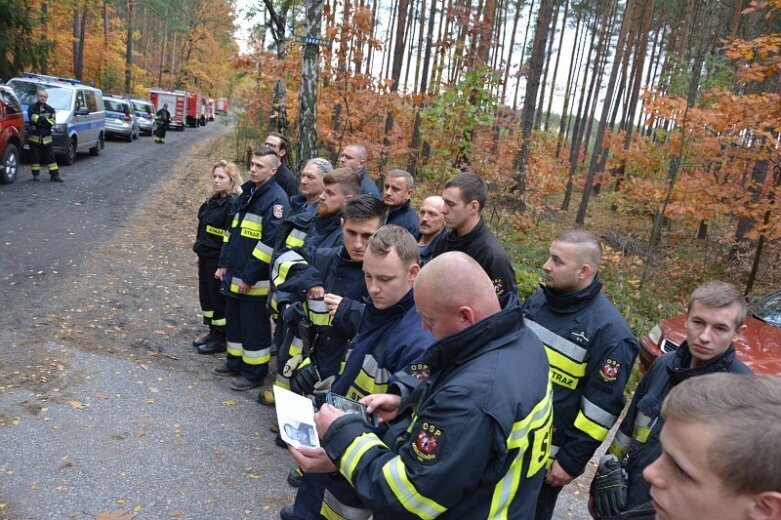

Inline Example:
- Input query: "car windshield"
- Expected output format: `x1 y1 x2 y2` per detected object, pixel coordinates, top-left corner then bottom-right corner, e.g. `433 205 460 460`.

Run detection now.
131 101 151 114
8 80 72 110
753 291 781 327
104 99 129 113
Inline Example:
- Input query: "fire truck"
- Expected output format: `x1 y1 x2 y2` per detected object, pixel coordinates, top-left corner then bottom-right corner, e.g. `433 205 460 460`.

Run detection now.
216 97 229 115
185 92 208 128
149 89 186 131
206 98 215 121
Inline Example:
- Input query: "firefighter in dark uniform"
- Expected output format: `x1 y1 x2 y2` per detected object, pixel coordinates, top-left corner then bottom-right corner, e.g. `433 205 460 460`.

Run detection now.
521 230 639 520
589 281 752 519
154 103 171 143
288 252 553 519
213 147 288 391
192 160 242 355
27 89 62 182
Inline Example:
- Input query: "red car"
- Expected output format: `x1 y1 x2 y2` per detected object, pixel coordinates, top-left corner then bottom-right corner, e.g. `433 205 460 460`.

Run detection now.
0 84 25 184
640 290 781 375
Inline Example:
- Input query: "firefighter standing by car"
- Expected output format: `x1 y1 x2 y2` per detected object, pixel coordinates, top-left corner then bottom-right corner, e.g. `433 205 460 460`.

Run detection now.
28 89 63 182
154 103 171 144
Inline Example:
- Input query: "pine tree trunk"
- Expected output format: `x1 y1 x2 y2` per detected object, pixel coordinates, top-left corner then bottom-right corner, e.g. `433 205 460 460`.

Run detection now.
296 0 325 172
534 0 560 130
513 0 537 111
125 0 134 95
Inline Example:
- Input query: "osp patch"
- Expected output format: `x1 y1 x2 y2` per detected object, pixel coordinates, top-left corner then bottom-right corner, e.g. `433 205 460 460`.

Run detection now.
411 421 444 464
492 278 505 297
273 204 284 219
409 362 430 381
599 359 621 383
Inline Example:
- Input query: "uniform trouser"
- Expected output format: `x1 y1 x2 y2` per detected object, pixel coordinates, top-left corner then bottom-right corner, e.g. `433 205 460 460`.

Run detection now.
294 472 371 520
534 482 563 520
225 296 271 383
197 255 226 329
154 125 167 142
30 141 59 177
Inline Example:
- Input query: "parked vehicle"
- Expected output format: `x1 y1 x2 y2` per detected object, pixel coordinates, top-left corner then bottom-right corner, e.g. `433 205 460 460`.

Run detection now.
129 98 156 135
103 96 139 142
206 98 215 121
0 84 24 184
185 92 205 128
149 89 186 131
7 73 105 165
216 97 229 114
640 289 781 375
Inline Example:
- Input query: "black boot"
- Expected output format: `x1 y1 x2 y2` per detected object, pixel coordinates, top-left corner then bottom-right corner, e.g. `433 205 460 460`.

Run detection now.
50 174 64 182
198 328 226 355
192 329 215 348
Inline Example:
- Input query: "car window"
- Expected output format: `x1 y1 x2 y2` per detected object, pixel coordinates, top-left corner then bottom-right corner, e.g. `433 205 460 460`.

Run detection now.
1 90 22 114
104 99 128 112
75 90 86 111
754 292 781 327
43 88 72 111
84 91 99 113
8 80 39 104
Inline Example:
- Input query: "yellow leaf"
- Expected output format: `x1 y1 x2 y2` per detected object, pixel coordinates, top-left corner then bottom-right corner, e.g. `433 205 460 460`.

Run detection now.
222 399 237 407
67 400 88 409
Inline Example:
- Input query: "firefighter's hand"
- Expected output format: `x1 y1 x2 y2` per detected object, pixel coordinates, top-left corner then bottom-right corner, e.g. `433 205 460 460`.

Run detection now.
324 293 343 315
287 446 337 474
193 255 199 267
314 404 345 438
361 394 401 424
215 267 227 281
237 280 251 294
545 460 574 487
307 285 325 299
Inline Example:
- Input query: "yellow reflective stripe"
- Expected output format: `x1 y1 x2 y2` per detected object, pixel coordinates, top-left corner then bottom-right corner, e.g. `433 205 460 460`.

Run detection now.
307 298 332 326
243 347 271 365
274 374 291 389
227 341 242 356
231 215 239 227
271 251 307 287
574 411 610 441
609 430 632 459
340 433 386 484
206 225 227 238
202 310 214 319
523 319 589 361
211 317 226 327
348 355 391 399
240 228 261 239
581 397 618 429
223 230 231 243
289 336 303 358
252 241 273 264
544 346 587 379
490 381 553 517
320 489 372 520
31 114 39 122
633 412 655 444
41 137 53 145
381 456 447 519
285 228 307 248
241 213 263 232
229 277 269 296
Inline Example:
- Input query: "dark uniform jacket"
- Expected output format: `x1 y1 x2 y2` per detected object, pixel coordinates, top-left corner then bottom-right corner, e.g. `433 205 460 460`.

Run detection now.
386 200 419 238
608 342 751 509
218 179 288 301
358 168 381 199
155 107 171 129
273 163 299 197
305 212 344 251
28 102 56 140
293 290 434 520
522 276 639 478
193 194 237 258
418 230 446 267
274 246 368 378
433 218 516 307
322 304 553 519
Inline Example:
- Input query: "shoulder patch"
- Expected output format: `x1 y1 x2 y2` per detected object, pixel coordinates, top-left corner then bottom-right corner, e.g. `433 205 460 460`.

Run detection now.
411 421 444 464
599 359 621 383
273 204 284 219
409 362 430 381
492 278 505 297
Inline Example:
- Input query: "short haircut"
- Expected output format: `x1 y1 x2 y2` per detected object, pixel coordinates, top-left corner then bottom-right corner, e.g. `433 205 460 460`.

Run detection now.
661 373 781 495
367 224 420 268
345 143 368 161
554 229 602 267
386 169 414 189
445 172 487 210
211 159 243 196
342 195 387 225
254 145 280 168
306 157 333 176
687 281 748 327
267 131 289 155
324 167 361 196
37 88 48 95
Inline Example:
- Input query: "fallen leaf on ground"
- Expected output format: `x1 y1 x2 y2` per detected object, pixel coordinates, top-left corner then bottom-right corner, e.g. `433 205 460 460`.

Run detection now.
95 509 134 520
222 399 237 407
67 400 88 409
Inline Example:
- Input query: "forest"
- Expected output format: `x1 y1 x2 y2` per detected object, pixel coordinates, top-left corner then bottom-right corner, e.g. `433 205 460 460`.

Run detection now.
2 0 780 331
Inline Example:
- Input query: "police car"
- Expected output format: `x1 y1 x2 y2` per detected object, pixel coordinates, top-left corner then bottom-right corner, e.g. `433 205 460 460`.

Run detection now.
7 73 105 165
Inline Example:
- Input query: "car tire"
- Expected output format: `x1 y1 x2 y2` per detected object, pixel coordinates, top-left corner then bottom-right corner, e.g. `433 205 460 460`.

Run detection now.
61 137 77 166
89 132 104 156
1 143 20 184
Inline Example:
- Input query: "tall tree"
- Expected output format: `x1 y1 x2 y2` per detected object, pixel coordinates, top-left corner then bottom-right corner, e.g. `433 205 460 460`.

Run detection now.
296 0 326 172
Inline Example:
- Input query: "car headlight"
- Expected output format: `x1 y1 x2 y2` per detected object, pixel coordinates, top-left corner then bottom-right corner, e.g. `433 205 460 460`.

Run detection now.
647 325 662 346
53 124 67 133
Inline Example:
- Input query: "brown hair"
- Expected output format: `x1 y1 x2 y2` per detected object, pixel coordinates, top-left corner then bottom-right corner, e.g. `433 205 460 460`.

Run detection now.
661 373 781 495
367 224 419 268
445 172 487 210
323 167 361 196
554 229 602 267
687 281 748 327
211 159 243 196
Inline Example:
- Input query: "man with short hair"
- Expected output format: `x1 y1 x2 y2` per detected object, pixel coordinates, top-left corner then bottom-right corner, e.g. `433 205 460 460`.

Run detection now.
338 143 381 199
154 103 171 144
417 195 446 266
382 169 419 237
213 146 288 391
290 251 552 518
280 225 436 520
590 281 753 518
522 230 639 520
27 89 62 182
642 373 781 520
265 132 299 197
434 172 516 307
306 167 361 250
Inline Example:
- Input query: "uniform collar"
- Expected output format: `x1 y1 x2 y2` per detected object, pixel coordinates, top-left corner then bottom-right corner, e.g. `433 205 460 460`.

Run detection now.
540 275 603 313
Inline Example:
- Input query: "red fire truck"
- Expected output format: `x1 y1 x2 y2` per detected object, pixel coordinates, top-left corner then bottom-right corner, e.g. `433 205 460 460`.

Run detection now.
149 89 186 131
